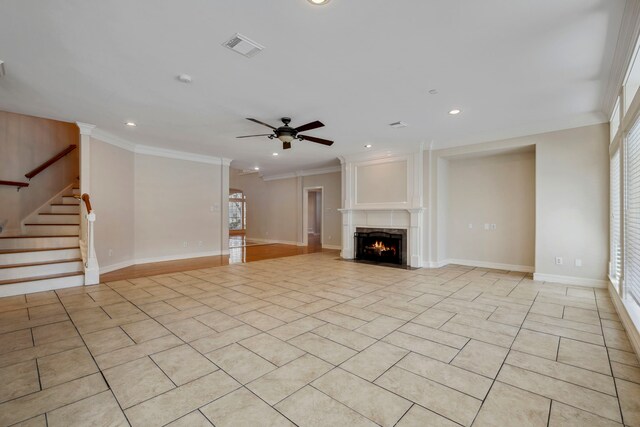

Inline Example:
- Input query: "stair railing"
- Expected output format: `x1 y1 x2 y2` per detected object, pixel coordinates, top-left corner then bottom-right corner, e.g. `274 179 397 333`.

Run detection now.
25 144 77 180
75 193 99 285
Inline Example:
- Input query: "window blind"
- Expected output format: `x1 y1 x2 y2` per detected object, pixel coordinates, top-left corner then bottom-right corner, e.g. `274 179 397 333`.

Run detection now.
611 149 621 284
626 118 640 304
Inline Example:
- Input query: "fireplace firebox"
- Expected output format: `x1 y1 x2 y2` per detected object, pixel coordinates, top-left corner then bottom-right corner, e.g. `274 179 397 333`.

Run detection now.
354 229 405 265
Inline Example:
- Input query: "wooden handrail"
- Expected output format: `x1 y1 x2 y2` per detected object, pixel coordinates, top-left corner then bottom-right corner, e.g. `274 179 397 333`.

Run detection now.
25 144 77 180
81 193 92 212
0 180 29 191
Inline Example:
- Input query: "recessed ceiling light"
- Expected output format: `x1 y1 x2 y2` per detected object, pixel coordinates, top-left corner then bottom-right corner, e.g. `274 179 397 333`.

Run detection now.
272 153 279 156
177 74 192 83
448 109 461 115
308 0 330 4
364 144 372 148
254 167 260 171
125 122 137 127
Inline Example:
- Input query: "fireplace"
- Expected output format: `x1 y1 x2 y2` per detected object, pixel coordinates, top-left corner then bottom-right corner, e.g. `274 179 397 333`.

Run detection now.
354 228 407 266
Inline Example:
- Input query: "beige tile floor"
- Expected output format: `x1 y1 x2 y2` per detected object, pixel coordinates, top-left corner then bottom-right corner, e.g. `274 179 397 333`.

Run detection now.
0 252 639 426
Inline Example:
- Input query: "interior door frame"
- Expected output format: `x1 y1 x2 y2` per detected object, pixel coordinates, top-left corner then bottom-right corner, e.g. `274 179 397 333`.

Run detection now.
302 186 324 246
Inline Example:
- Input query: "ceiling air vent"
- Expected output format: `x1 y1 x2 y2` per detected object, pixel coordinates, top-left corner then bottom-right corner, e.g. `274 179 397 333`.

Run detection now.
389 121 408 129
223 33 265 58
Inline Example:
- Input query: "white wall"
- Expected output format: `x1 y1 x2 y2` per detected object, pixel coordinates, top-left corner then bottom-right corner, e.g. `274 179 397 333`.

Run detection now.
446 150 536 268
134 154 223 261
0 111 79 235
90 138 135 269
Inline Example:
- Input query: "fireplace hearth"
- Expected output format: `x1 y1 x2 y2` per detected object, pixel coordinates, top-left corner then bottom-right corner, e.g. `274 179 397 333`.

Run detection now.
354 228 406 266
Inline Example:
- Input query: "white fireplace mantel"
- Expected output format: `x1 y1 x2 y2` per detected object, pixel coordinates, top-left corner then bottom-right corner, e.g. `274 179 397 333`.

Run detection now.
339 151 425 268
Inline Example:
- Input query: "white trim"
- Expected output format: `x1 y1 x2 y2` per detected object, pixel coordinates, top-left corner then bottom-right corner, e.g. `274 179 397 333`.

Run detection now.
303 186 324 246
99 250 225 275
602 0 640 116
21 183 75 231
532 273 608 288
76 122 96 135
135 145 224 165
98 260 135 275
445 259 534 273
91 129 229 165
426 260 449 268
608 281 640 360
433 112 607 150
246 238 300 246
322 244 342 250
262 166 341 182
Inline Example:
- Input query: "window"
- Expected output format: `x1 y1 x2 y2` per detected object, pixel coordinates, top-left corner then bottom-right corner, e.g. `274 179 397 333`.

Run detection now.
611 149 621 288
626 119 640 304
229 190 246 233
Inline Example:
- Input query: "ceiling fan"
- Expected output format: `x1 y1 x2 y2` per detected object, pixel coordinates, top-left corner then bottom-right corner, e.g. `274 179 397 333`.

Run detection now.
237 117 334 150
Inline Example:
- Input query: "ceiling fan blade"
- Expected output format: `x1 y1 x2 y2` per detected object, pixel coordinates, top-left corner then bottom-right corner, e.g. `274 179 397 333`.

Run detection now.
246 118 276 130
295 120 324 133
236 134 273 138
299 135 334 146
283 141 292 150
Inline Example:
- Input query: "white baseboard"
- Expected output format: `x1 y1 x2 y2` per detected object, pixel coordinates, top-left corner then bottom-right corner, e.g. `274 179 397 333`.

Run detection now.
322 244 342 250
99 260 136 274
429 258 534 273
249 238 300 246
608 281 640 359
99 250 224 275
532 273 608 288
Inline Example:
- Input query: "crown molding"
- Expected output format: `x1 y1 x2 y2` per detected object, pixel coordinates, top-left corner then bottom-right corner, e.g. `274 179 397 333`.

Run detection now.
602 0 640 117
90 128 230 166
76 122 96 135
262 165 341 182
92 128 136 152
432 111 607 150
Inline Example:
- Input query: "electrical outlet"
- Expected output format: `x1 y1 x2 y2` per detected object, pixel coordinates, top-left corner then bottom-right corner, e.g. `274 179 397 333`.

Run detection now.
108 249 113 257
575 259 582 267
491 224 497 230
328 235 332 240
183 241 188 248
555 257 563 265
198 240 203 247
468 223 473 229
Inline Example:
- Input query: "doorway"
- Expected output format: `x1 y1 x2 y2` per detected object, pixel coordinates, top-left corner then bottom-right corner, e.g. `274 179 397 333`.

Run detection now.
303 187 323 248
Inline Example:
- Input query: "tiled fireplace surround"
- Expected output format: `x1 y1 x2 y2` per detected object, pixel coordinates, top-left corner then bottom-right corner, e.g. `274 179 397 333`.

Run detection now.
339 152 425 268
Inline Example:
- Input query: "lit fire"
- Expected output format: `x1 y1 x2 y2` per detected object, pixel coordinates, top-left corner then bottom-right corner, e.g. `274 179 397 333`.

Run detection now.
366 241 396 255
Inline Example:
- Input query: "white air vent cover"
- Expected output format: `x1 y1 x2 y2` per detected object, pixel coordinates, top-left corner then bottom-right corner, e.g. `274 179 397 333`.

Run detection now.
389 121 408 128
223 33 265 58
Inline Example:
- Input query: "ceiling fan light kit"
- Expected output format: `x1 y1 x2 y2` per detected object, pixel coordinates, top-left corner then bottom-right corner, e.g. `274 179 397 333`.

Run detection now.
237 117 334 150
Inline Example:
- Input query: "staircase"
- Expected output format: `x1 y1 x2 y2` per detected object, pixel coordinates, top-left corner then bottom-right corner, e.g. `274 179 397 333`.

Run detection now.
0 186 85 296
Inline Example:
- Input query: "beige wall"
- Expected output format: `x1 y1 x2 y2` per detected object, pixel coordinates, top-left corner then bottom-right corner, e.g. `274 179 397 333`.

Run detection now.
229 170 298 243
90 138 135 269
0 111 79 235
303 172 341 248
446 150 536 268
356 160 408 204
134 154 223 261
428 123 609 282
536 124 609 281
229 169 342 247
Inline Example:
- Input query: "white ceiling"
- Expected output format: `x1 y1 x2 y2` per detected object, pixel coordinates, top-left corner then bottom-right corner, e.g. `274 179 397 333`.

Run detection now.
0 0 626 175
